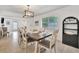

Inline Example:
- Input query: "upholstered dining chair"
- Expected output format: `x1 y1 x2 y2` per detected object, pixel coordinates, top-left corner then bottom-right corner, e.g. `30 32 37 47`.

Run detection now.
38 30 59 53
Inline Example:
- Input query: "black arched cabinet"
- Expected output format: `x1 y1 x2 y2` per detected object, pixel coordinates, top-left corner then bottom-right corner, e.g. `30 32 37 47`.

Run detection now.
63 17 79 48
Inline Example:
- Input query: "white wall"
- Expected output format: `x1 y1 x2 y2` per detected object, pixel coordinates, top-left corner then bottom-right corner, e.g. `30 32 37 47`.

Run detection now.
34 6 79 42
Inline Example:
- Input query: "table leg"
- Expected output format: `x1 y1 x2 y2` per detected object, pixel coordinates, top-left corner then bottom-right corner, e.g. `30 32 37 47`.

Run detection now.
34 41 38 53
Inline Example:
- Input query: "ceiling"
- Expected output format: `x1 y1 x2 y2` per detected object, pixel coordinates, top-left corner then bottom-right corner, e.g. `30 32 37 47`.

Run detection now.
0 5 68 17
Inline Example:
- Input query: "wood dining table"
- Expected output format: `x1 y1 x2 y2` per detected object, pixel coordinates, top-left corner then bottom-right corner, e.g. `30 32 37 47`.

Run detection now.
27 33 52 53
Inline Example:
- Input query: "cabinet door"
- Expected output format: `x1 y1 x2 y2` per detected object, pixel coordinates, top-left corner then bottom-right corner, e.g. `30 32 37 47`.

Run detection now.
63 17 78 48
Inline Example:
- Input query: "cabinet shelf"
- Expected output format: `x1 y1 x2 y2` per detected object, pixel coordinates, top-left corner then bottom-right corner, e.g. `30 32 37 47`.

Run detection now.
64 23 77 24
64 32 77 35
63 17 79 48
64 28 77 30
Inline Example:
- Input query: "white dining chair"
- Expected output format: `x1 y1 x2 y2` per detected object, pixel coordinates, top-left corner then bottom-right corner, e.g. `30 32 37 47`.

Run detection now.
2 27 8 37
20 33 27 49
38 30 59 53
0 28 3 39
18 28 35 49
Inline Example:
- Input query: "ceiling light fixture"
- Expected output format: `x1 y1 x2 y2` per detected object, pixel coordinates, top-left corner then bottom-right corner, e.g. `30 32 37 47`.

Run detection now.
23 5 34 18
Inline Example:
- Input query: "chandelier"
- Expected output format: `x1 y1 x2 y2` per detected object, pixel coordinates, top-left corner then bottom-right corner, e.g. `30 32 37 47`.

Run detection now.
23 5 34 17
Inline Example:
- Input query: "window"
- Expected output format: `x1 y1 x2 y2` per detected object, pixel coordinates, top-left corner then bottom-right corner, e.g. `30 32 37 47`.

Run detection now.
42 16 58 29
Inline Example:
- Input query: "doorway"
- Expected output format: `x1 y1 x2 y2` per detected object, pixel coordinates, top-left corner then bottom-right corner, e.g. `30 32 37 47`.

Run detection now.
12 21 18 31
12 21 18 45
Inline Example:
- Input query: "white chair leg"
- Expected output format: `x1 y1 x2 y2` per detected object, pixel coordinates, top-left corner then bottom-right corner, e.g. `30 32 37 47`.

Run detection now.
38 45 41 53
34 41 38 53
7 32 9 37
49 48 52 53
54 45 56 53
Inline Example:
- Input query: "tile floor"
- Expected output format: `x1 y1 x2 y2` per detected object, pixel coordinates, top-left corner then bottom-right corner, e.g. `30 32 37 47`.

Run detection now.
0 31 79 53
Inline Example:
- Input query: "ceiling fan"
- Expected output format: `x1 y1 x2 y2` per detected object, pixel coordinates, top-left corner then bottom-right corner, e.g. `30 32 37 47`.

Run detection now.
23 5 34 18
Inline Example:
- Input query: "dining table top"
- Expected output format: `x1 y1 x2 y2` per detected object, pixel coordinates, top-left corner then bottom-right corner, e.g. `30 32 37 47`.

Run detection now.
27 33 52 41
